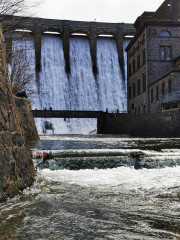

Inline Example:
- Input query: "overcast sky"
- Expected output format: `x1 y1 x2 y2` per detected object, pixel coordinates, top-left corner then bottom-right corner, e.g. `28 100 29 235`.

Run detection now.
34 0 164 23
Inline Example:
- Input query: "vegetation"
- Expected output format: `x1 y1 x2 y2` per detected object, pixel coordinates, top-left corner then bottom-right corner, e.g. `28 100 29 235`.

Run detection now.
0 0 40 96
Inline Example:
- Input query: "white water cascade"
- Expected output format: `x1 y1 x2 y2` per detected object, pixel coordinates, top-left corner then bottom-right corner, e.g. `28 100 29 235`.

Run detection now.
12 34 129 134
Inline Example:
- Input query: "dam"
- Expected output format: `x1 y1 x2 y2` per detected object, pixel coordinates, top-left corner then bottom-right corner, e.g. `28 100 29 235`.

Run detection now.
7 16 135 134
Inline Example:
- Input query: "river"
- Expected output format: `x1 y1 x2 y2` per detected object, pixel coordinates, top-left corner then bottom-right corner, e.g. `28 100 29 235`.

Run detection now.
0 135 180 240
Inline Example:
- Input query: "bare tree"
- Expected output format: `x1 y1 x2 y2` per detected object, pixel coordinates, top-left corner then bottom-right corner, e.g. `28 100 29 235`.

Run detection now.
0 0 39 31
8 49 35 95
0 0 41 96
0 0 28 15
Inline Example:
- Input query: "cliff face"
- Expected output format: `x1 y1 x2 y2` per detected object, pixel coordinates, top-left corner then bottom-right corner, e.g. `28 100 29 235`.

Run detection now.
0 30 36 202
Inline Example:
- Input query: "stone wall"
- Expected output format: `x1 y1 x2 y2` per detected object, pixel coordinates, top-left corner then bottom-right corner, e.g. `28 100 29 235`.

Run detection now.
98 110 180 137
0 30 37 201
14 97 39 142
0 72 36 201
127 18 180 115
127 30 148 115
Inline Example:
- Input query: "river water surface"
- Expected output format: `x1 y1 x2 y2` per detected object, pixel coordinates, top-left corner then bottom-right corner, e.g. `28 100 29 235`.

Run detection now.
0 135 180 239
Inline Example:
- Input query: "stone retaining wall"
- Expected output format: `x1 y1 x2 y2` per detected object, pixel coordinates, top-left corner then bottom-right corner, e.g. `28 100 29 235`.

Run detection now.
14 97 39 142
0 70 36 202
98 110 180 137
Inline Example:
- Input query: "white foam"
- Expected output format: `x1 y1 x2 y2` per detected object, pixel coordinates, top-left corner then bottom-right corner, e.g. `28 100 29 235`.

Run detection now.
39 166 180 191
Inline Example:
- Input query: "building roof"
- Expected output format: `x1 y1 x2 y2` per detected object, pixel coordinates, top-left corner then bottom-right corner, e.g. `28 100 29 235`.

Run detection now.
149 69 180 87
126 0 172 52
173 55 180 63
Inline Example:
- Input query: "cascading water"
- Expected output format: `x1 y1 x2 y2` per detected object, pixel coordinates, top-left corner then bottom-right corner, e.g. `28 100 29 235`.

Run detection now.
1 136 180 240
97 37 127 112
12 34 129 134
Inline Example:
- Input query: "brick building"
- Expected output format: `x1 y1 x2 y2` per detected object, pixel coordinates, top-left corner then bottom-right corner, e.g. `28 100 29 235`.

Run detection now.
126 0 180 114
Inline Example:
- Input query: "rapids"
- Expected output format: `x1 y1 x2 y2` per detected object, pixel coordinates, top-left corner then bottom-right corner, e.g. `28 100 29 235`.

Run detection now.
0 135 180 240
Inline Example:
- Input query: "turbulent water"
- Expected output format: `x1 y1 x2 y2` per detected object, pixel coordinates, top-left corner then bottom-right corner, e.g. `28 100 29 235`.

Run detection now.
9 34 180 239
12 34 129 134
0 135 180 240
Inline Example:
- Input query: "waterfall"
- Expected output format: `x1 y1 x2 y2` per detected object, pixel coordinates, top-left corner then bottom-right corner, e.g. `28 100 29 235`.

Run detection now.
12 34 129 134
97 38 128 112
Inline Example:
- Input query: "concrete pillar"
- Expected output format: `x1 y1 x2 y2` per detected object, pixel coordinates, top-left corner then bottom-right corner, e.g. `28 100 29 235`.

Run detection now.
34 30 42 73
116 28 125 81
90 27 98 74
63 25 70 73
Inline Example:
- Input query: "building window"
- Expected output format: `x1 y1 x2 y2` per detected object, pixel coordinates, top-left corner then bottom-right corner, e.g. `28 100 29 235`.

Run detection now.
156 86 159 100
143 75 146 92
133 82 136 98
143 49 146 64
159 31 171 38
131 103 134 110
160 46 172 61
128 64 131 76
151 88 154 103
128 86 131 99
137 55 140 69
168 79 172 93
138 107 140 115
143 105 146 114
162 83 165 95
137 79 140 95
133 60 136 73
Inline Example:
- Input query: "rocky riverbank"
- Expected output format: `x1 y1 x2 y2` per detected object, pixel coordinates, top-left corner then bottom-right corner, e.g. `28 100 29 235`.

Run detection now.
0 40 38 201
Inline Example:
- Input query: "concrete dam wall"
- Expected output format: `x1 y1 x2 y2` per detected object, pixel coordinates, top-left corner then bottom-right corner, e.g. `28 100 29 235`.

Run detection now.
6 16 135 77
6 16 135 134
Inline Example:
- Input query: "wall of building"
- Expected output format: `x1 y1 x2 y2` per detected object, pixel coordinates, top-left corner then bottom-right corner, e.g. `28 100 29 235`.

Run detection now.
150 71 180 112
146 25 180 85
127 22 180 115
98 110 180 137
127 30 148 115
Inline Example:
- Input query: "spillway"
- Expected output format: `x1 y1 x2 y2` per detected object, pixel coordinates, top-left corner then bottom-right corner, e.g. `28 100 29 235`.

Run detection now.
12 34 129 134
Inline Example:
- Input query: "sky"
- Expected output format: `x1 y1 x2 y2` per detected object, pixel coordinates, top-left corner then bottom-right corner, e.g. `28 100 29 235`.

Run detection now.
34 0 165 23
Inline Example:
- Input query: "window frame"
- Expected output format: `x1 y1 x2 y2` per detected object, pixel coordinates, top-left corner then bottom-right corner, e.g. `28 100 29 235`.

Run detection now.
159 31 171 38
137 54 140 69
151 88 154 103
137 79 141 95
143 49 146 64
168 79 172 93
133 82 136 98
156 85 159 101
143 75 146 92
160 46 172 61
133 60 136 73
162 82 165 95
128 85 132 100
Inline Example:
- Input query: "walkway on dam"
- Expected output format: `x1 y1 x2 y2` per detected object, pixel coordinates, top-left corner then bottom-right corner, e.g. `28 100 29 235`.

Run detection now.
32 110 106 118
32 110 125 118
